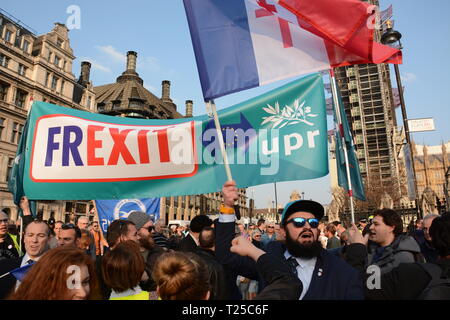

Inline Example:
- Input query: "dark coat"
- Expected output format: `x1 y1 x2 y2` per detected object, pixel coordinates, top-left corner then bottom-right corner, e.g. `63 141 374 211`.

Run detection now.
254 253 302 300
367 235 421 274
195 248 229 300
346 243 450 299
140 245 167 292
215 219 364 300
0 256 22 299
177 233 198 252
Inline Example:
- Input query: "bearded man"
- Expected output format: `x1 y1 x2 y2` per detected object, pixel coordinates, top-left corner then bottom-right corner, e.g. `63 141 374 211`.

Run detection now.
215 181 364 300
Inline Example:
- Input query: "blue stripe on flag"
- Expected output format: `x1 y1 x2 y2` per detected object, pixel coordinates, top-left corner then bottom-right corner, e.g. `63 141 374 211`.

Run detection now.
183 0 259 100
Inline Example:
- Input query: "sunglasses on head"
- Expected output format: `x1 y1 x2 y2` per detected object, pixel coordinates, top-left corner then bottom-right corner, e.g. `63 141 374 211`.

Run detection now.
286 217 319 228
62 223 76 230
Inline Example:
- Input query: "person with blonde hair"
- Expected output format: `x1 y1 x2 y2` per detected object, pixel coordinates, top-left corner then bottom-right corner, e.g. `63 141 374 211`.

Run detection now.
8 246 98 300
152 251 210 300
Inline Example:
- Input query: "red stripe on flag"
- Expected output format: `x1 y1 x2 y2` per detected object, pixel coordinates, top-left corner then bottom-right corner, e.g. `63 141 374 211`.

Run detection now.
339 124 344 138
348 190 353 197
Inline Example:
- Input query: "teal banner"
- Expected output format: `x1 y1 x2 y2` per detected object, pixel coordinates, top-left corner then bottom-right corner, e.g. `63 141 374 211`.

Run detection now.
9 73 328 201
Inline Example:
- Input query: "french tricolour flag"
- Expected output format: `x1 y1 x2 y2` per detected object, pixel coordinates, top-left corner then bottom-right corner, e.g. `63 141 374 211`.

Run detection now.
183 0 401 101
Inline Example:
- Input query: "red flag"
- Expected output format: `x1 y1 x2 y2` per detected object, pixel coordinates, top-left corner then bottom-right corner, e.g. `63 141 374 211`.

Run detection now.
275 0 402 66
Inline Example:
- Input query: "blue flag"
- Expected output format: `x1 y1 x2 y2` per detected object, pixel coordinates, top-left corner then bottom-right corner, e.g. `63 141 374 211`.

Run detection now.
333 87 366 201
10 262 35 281
95 198 160 234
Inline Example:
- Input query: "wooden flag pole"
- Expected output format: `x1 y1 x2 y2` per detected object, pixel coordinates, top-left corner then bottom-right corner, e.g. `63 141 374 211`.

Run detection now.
329 69 355 224
207 100 241 219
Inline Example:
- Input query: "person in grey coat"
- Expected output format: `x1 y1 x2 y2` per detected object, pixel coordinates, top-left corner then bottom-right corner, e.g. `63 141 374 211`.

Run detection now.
366 209 422 274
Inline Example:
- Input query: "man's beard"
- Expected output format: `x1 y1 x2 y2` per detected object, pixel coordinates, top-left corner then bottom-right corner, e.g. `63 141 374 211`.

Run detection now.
139 234 155 250
285 229 322 259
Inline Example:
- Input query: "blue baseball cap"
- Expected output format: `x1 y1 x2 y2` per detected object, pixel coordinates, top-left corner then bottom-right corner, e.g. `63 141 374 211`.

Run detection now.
281 200 325 225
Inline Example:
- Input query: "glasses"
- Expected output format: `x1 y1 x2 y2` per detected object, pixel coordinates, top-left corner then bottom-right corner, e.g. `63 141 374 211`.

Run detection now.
286 217 319 229
267 226 274 229
0 218 8 224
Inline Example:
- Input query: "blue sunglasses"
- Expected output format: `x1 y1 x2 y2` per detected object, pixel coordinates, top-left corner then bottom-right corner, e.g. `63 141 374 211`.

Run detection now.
286 217 319 228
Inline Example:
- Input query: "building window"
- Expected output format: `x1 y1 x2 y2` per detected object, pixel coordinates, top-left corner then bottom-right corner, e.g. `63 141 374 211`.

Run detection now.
5 30 13 43
45 72 50 87
17 123 24 144
11 122 19 143
87 96 91 109
51 76 58 90
22 40 29 53
18 64 26 76
54 55 60 67
6 157 14 183
62 60 66 71
14 89 27 108
0 54 9 68
56 38 63 48
60 80 65 94
0 82 9 101
0 118 5 140
47 50 52 61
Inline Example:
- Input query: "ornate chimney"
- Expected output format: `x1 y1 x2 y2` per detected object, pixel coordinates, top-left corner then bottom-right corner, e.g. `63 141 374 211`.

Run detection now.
79 61 91 86
161 80 172 103
116 50 143 85
126 51 137 71
185 100 193 118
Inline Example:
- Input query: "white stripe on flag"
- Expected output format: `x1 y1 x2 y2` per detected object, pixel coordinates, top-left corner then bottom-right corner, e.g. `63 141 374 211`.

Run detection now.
244 0 330 86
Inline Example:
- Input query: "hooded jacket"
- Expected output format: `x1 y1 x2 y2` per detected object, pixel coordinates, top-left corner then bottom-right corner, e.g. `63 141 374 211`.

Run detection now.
367 234 422 274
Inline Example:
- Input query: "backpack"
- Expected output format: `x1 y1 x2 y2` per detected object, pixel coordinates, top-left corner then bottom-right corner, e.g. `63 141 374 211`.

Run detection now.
417 263 450 300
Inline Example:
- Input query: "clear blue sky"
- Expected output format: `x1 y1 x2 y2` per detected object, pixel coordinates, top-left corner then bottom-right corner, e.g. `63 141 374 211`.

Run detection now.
2 0 449 209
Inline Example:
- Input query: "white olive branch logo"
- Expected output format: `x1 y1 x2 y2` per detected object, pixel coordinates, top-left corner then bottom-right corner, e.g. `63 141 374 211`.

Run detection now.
261 99 318 128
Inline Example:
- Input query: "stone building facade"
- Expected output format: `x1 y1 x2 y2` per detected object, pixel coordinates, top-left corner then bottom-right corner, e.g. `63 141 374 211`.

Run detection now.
0 10 95 222
400 142 450 214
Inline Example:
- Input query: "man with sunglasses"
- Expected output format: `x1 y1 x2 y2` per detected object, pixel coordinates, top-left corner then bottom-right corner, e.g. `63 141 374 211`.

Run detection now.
216 181 364 300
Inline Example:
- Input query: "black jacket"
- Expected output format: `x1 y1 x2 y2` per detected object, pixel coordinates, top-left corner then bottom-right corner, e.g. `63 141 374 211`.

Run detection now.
345 243 450 299
195 248 229 300
177 233 198 252
140 245 167 292
0 256 22 299
215 218 364 300
0 234 20 260
254 253 302 300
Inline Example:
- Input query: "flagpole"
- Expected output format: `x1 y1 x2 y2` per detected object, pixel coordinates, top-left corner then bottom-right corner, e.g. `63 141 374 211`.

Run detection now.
329 69 355 224
207 100 233 181
206 100 241 219
19 216 23 254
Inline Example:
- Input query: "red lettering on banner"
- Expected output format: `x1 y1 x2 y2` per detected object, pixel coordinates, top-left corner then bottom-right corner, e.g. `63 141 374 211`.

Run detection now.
255 0 293 48
107 128 136 165
156 128 170 163
87 125 105 166
138 130 150 164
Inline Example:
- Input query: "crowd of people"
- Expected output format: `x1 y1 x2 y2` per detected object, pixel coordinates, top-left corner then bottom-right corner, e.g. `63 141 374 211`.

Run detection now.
0 181 449 300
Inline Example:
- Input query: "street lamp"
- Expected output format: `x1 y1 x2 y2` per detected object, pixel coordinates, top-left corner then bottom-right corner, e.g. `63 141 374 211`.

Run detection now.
445 167 450 211
381 21 421 218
